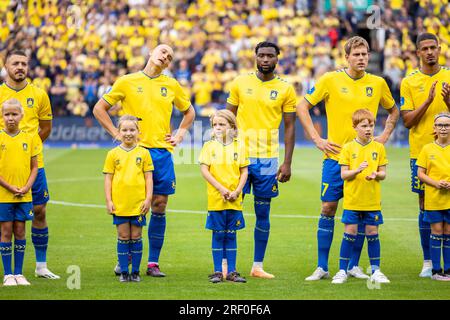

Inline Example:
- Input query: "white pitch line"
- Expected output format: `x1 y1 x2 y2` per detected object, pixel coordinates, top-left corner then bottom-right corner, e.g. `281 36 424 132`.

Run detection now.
48 200 417 222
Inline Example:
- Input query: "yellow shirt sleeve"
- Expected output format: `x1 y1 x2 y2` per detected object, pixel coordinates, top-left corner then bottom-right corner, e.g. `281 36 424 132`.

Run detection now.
103 150 115 174
173 79 191 112
304 73 329 107
31 133 43 157
399 78 414 111
38 91 53 120
103 77 126 106
379 78 396 110
226 78 239 106
283 84 297 113
198 143 211 165
416 146 428 169
143 150 154 172
338 144 350 166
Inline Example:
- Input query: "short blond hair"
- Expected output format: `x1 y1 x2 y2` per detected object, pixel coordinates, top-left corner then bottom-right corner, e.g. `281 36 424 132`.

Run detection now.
117 114 140 131
344 36 370 55
2 98 24 114
352 108 375 127
210 109 238 139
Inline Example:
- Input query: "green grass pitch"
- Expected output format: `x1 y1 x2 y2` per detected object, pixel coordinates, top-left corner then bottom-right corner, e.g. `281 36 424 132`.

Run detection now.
1 147 449 300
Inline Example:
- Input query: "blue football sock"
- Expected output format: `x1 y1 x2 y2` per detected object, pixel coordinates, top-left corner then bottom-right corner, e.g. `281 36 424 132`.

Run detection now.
31 227 48 263
212 231 224 272
367 234 381 273
14 239 26 275
348 223 365 269
430 234 443 272
444 234 450 271
419 210 431 261
339 233 356 271
0 242 12 275
130 238 143 273
317 214 335 271
254 197 271 263
117 239 130 274
148 212 166 264
225 231 237 272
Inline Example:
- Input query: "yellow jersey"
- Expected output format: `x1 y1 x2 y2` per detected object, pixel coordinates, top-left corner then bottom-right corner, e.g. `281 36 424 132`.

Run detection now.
0 130 42 203
338 139 388 211
304 69 395 161
199 139 249 211
0 83 52 168
416 142 450 210
227 72 297 158
102 71 191 151
103 146 154 216
400 67 450 158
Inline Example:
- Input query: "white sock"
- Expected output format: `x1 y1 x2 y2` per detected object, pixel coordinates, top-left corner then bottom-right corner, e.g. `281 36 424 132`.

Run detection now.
222 259 227 265
36 262 47 270
253 262 263 269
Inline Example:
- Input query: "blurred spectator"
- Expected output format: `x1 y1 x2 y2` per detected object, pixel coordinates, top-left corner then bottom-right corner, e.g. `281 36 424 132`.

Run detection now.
67 91 89 117
49 73 68 116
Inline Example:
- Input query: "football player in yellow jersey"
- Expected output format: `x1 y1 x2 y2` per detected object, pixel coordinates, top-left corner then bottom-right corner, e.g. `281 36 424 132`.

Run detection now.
417 112 450 281
332 109 390 284
297 36 399 281
0 99 40 286
199 110 249 283
103 115 153 283
0 50 60 279
226 41 297 279
93 44 195 277
400 33 450 278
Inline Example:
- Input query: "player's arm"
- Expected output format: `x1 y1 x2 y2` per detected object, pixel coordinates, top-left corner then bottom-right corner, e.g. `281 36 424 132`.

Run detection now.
141 171 153 215
417 166 450 190
200 163 230 201
401 81 437 129
277 112 295 183
229 166 249 201
93 99 119 139
297 98 340 154
16 155 39 196
104 173 115 214
0 175 20 195
226 102 238 115
38 120 52 142
372 165 386 181
375 106 399 144
441 82 450 110
340 161 368 180
166 105 196 147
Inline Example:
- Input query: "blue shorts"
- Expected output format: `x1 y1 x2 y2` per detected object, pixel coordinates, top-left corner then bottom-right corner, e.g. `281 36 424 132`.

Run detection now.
423 209 450 224
243 158 278 198
321 159 343 202
341 210 384 226
32 168 50 205
410 159 425 195
0 202 34 222
206 210 245 231
113 215 147 227
147 148 176 195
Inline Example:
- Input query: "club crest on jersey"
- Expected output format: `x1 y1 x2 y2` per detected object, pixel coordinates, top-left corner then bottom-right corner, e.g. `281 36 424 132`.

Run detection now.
22 143 28 151
26 98 34 108
115 159 120 166
366 87 373 97
234 153 238 161
137 86 143 93
270 90 278 100
161 87 167 97
372 152 378 160
136 157 142 166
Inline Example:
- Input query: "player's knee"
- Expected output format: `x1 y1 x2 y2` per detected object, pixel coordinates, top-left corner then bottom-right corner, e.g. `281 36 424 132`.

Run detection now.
255 218 270 231
225 231 236 242
213 231 225 243
152 197 168 213
321 202 337 216
1 227 12 241
365 226 378 236
33 204 47 223
431 223 444 235
13 227 26 240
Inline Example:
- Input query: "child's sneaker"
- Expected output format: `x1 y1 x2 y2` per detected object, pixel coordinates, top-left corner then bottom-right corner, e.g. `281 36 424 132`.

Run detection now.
226 271 247 283
250 267 274 279
14 275 31 286
347 266 370 279
331 270 348 284
209 272 224 283
3 274 17 286
305 267 330 281
419 260 432 278
146 263 166 277
130 272 141 282
370 270 390 283
119 272 130 282
431 269 450 281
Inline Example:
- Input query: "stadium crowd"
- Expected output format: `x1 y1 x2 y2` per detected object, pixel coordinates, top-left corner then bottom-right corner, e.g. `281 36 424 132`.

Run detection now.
0 0 449 118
